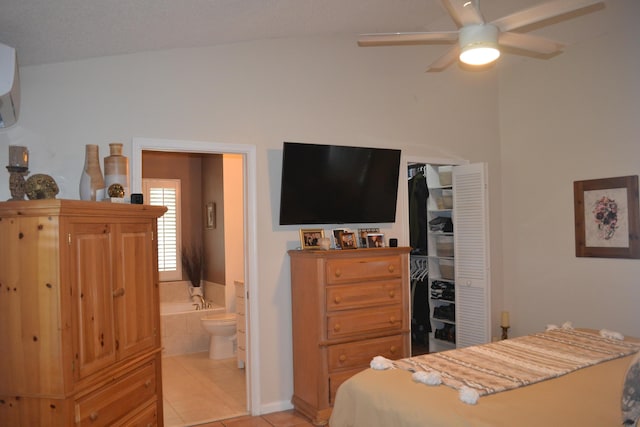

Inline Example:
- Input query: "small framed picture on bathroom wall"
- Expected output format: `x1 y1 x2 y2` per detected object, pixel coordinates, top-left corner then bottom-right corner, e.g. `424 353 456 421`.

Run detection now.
205 202 216 229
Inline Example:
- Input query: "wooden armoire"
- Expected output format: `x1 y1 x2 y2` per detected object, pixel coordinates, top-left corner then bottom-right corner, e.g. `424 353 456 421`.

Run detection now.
0 200 166 426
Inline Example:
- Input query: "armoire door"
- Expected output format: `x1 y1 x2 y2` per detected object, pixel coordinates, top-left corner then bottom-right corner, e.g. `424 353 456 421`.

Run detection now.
69 222 117 379
116 221 159 358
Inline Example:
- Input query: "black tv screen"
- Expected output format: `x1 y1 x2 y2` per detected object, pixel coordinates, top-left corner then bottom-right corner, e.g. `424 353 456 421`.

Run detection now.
279 142 401 225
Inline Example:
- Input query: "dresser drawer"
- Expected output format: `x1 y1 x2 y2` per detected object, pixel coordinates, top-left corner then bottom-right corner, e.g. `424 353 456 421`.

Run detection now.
326 280 402 311
328 335 404 371
111 401 157 427
76 361 157 426
328 368 363 405
327 306 403 339
326 256 402 284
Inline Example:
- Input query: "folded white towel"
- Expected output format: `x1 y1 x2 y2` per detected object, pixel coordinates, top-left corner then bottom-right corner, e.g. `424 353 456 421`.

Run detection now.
459 386 480 405
412 371 442 386
370 356 395 370
600 329 624 340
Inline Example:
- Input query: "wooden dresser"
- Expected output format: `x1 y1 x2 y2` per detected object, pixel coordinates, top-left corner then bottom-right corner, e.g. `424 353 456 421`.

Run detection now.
0 200 166 426
288 247 411 426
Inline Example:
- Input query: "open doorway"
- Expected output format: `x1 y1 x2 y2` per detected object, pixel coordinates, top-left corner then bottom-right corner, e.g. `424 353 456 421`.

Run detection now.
132 138 259 425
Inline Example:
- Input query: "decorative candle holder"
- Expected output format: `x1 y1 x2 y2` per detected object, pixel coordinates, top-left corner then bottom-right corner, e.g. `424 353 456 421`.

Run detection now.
501 326 510 340
7 165 29 201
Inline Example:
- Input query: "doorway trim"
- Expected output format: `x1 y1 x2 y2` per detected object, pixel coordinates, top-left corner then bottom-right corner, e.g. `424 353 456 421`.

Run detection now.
132 137 260 415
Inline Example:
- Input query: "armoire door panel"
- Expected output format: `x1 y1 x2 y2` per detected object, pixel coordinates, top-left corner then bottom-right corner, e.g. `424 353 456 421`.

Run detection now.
117 222 158 357
70 223 117 379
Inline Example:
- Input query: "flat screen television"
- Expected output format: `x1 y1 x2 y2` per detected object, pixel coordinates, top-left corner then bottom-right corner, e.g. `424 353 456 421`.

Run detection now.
279 142 402 225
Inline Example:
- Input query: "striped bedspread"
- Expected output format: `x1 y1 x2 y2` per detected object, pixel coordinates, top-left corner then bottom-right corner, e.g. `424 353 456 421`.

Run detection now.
393 328 640 400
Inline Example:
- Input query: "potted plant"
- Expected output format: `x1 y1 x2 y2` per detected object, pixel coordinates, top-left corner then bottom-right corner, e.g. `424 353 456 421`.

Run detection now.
182 245 204 297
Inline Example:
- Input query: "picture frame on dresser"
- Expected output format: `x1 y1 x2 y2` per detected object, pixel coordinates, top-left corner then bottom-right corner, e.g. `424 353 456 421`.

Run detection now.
358 227 379 247
300 228 325 249
574 175 640 259
339 231 357 249
366 233 385 248
332 228 349 249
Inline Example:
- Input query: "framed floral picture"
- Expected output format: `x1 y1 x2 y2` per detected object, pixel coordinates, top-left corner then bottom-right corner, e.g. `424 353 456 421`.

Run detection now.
573 175 640 258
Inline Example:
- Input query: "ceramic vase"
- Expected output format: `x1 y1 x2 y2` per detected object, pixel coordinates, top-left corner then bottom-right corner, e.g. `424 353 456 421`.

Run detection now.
104 143 129 198
79 144 105 201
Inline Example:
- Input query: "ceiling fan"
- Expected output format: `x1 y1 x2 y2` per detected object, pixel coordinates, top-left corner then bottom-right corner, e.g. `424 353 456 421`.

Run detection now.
358 0 605 72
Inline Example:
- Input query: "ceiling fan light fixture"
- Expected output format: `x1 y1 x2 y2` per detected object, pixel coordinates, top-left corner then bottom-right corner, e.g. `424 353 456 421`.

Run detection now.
459 24 500 66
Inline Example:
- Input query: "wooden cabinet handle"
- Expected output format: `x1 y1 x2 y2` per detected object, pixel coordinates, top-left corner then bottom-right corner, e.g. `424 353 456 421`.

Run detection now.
113 288 125 298
388 265 395 273
89 412 99 421
334 269 342 277
339 354 347 362
388 290 395 298
334 295 342 304
389 345 397 354
333 323 341 332
144 379 152 388
389 316 396 324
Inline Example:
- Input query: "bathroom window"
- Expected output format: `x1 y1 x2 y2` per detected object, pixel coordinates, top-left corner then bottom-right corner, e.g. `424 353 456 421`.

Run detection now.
142 178 182 281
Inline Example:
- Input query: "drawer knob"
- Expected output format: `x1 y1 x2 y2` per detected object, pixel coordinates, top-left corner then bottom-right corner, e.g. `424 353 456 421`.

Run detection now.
388 265 395 273
113 288 125 298
89 412 99 421
389 316 396 324
339 354 347 362
334 269 342 277
144 379 152 388
389 345 397 354
334 295 342 304
388 290 395 298
333 323 341 332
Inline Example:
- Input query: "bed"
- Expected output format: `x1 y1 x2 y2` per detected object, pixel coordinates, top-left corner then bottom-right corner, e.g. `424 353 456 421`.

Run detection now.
329 328 640 427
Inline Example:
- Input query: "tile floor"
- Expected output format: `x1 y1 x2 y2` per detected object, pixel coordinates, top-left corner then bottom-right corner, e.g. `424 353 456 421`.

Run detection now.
163 352 248 426
195 410 314 427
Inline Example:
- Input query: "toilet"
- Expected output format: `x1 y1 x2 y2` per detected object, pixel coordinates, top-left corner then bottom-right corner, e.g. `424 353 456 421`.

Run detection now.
200 313 237 359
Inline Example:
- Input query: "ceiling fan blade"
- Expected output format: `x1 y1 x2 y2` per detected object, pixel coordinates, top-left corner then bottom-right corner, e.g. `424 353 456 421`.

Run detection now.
358 32 458 47
426 46 460 72
491 0 604 32
441 0 485 28
499 32 564 54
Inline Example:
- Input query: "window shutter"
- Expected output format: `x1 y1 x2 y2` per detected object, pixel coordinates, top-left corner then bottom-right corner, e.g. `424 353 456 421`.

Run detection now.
143 179 182 281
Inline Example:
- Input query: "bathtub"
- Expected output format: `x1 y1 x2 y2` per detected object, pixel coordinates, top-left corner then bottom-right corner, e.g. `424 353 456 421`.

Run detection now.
160 301 224 356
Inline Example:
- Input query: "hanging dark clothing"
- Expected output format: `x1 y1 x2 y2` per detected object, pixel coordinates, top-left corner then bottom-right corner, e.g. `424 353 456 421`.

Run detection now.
408 172 428 255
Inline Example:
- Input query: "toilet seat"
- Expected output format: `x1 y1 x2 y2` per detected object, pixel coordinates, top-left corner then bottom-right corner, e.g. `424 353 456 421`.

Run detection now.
202 313 236 326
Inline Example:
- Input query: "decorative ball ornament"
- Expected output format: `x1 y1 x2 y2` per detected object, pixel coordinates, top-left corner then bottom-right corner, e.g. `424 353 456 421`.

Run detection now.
108 183 125 198
25 174 59 200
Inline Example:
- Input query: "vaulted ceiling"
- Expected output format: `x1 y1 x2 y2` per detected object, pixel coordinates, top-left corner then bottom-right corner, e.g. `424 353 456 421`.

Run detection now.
0 0 599 67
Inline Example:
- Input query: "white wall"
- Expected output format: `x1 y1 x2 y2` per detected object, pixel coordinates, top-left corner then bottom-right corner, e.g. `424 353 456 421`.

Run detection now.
499 0 640 338
0 35 501 411
223 153 245 312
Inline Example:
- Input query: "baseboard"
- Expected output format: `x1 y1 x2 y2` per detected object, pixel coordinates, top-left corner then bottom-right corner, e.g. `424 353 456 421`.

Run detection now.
255 399 294 416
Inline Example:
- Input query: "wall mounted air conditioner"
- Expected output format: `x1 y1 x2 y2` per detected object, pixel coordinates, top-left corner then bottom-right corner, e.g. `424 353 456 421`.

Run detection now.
0 43 20 128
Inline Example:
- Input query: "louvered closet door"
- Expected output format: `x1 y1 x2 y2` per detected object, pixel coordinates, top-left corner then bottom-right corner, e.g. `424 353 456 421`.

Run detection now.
453 163 490 348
